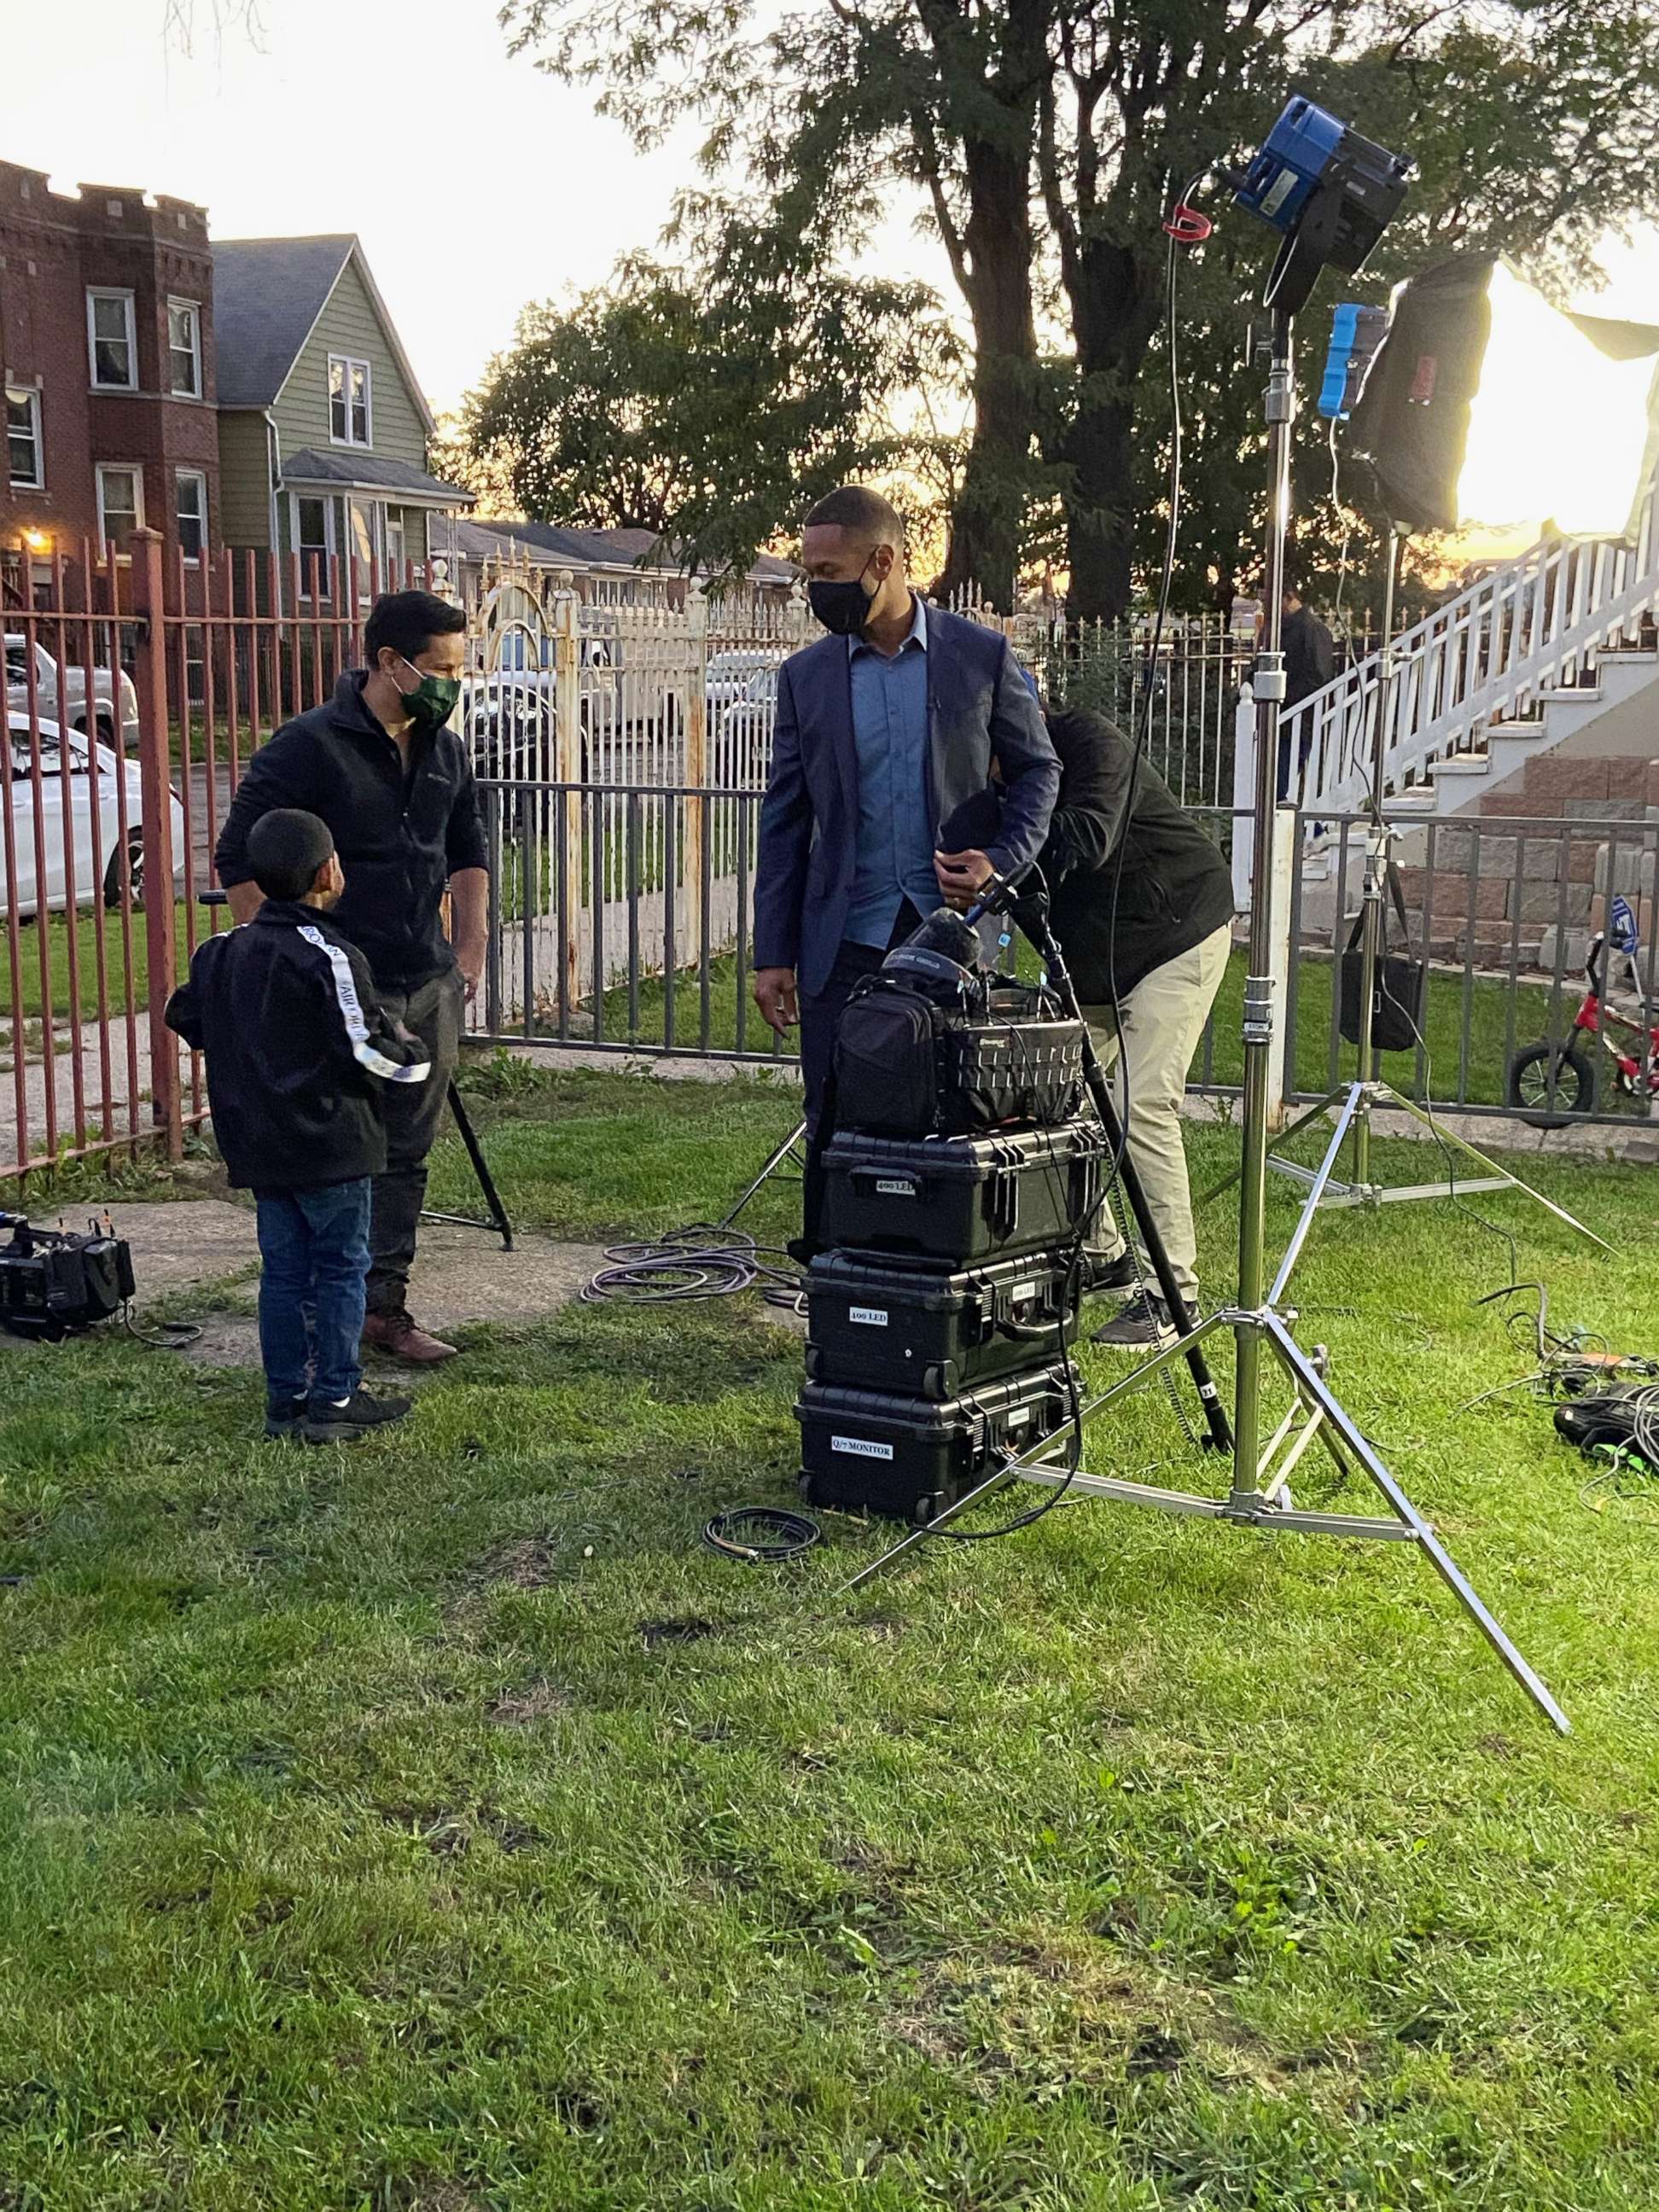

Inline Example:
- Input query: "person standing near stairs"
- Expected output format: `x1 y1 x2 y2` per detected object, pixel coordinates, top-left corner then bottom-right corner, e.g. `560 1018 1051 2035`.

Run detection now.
1278 578 1336 801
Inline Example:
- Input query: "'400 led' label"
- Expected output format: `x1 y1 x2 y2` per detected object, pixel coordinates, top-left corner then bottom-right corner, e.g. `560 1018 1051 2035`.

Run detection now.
830 1435 894 1460
875 1178 917 1197
849 1306 888 1327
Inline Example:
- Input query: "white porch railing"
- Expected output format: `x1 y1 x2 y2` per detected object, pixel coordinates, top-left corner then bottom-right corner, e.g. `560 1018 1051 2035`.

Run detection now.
1282 499 1659 824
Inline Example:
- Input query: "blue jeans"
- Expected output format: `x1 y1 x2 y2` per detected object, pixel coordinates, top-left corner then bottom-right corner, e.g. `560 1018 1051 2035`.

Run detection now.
255 1179 372 1408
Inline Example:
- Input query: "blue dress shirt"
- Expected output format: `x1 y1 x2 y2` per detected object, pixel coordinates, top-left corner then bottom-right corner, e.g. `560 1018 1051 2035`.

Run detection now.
844 595 939 948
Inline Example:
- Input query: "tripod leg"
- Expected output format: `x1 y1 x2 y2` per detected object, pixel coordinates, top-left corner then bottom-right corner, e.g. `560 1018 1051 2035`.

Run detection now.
1372 1087 1611 1252
719 1119 808 1232
1200 1091 1346 1205
1260 1310 1569 1734
835 1458 1023 1596
1084 1057 1233 1455
1267 1084 1365 1306
447 1082 514 1250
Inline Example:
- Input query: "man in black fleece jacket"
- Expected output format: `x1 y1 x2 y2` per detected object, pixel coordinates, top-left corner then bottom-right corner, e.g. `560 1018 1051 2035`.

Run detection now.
167 810 431 1445
1039 706 1234 1346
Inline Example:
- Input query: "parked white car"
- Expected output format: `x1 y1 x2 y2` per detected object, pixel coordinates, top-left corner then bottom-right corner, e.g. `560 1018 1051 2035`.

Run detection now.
715 664 779 785
2 711 186 917
706 649 779 712
4 635 139 747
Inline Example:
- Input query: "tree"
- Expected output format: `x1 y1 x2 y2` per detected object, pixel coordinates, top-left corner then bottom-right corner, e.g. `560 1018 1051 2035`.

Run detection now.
461 225 958 584
503 0 1659 619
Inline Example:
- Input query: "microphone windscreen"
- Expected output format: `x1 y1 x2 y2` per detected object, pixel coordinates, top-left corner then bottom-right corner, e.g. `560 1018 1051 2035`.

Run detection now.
905 905 982 966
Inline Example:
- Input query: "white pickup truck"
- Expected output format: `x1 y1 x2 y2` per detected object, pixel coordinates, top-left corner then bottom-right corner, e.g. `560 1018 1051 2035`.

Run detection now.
4 634 139 748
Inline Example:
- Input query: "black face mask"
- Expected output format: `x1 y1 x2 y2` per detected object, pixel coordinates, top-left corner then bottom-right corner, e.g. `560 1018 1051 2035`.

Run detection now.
807 562 877 637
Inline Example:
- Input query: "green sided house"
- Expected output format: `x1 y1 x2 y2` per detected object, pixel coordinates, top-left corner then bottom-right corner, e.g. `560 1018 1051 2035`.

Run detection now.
212 234 471 590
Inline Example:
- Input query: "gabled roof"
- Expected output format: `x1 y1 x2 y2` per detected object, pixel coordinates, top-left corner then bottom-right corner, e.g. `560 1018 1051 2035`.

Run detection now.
452 516 797 585
282 448 473 504
212 235 435 431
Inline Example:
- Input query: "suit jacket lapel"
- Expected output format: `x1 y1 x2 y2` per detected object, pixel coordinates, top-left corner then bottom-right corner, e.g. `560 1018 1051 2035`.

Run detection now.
927 617 961 832
829 637 857 821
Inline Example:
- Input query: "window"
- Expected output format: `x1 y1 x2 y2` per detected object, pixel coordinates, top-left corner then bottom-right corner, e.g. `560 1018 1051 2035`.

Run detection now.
292 493 335 595
87 289 137 390
329 355 371 445
5 387 43 489
167 299 201 397
95 464 143 553
176 469 207 562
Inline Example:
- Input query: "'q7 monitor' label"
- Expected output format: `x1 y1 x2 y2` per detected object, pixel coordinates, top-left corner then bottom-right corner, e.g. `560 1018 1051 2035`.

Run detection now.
830 1435 895 1460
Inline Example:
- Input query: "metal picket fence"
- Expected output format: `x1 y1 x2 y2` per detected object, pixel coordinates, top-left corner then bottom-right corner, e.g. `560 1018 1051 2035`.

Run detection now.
0 544 1650 1188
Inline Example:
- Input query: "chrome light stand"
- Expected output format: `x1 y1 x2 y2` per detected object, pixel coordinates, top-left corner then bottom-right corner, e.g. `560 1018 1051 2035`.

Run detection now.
1208 525 1606 1254
843 311 1569 1736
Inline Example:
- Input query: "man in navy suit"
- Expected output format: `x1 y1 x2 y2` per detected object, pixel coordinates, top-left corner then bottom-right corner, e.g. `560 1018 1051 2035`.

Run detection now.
752 484 1060 1184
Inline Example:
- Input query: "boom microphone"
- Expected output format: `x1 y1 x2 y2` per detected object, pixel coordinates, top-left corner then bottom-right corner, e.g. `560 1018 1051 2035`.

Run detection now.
893 905 982 966
882 905 985 1008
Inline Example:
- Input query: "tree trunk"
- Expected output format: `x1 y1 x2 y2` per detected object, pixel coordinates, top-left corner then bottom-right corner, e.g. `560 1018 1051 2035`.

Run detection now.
1062 235 1163 625
934 135 1040 612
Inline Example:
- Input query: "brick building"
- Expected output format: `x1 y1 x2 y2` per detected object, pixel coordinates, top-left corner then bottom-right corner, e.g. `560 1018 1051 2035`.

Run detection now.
1 160 219 606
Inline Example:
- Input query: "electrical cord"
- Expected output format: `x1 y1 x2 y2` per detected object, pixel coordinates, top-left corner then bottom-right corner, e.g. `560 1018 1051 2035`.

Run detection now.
702 1506 820 1563
581 1225 804 1312
121 1301 203 1350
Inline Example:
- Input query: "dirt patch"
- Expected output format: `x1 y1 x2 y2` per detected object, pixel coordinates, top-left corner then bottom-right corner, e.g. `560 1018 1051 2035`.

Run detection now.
639 1615 721 1649
468 1536 562 1592
487 1679 571 1725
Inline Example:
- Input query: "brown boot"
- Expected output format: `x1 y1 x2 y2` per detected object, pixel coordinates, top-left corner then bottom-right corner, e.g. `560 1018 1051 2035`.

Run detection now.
362 1308 459 1365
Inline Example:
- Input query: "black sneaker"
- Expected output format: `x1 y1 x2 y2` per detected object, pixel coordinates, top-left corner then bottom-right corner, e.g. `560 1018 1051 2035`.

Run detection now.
303 1388 412 1446
1091 1289 1179 1349
264 1394 309 1441
1084 1250 1140 1295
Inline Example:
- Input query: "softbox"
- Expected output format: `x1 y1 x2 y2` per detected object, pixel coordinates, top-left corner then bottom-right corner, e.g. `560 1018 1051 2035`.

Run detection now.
1348 253 1659 538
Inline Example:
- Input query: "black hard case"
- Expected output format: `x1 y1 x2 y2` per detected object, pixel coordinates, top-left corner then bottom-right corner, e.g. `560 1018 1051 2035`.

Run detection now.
796 1363 1078 1523
804 1249 1079 1399
818 1121 1104 1265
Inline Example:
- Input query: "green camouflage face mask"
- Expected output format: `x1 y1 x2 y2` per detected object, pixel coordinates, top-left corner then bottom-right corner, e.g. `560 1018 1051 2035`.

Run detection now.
395 656 462 732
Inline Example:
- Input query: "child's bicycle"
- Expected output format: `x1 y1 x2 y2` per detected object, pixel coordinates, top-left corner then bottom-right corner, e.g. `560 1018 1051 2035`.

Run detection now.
1506 898 1657 1127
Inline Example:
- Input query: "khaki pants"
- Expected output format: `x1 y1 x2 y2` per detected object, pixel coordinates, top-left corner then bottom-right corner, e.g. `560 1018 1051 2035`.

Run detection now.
1080 922 1231 1307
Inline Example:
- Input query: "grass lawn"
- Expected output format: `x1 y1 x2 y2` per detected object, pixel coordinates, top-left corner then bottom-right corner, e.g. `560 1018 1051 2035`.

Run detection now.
0 899 198 1030
563 949 1578 1119
3 1068 1659 2209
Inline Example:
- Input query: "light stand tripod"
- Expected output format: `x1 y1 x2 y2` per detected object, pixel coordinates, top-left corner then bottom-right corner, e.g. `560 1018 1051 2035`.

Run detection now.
721 1119 808 1232
844 311 1569 1736
1208 527 1606 1255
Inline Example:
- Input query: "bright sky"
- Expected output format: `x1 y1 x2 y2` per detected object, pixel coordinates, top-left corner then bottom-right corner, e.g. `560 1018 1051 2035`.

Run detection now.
10 0 1659 434
5 0 718 413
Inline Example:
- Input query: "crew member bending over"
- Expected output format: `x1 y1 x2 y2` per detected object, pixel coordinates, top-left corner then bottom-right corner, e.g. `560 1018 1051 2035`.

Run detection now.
1040 705 1235 1347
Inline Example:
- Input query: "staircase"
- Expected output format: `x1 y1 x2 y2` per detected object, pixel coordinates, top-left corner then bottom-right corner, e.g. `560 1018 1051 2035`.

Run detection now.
1293 499 1659 822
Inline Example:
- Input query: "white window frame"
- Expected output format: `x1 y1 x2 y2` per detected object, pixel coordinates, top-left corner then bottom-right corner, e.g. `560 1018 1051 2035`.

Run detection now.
95 463 145 556
290 490 337 597
87 288 138 392
175 468 208 565
328 354 372 447
166 297 202 399
5 385 44 490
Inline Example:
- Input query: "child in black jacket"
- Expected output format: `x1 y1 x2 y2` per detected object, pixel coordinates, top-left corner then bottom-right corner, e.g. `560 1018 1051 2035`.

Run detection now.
166 810 431 1442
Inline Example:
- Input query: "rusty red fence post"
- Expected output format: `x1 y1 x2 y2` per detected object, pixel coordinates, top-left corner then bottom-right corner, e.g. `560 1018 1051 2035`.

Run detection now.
131 527 183 1161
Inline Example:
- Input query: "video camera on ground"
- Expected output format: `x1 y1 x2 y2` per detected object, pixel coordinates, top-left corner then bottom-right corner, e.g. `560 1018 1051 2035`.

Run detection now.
0 1212 135 1340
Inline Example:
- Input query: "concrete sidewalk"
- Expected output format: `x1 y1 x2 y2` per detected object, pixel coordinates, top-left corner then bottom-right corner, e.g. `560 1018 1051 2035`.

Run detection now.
5 1196 605 1371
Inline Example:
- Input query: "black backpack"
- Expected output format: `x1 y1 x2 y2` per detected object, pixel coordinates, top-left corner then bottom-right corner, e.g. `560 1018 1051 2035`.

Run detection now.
834 974 1086 1137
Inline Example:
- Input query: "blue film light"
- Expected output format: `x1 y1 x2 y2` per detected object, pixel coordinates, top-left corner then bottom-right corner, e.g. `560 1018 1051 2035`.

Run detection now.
1227 95 1411 316
1234 98 1347 236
